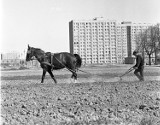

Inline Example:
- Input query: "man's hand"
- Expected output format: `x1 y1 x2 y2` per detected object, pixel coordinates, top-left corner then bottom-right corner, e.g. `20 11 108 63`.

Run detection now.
133 67 138 69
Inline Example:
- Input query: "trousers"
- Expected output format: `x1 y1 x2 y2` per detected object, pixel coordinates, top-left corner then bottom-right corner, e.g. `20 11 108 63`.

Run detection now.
134 66 144 81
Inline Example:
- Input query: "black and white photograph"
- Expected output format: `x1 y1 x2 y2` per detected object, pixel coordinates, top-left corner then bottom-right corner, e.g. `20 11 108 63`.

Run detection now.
1 0 160 124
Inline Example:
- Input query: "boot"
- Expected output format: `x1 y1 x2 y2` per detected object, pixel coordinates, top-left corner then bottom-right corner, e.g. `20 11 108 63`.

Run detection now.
134 73 142 81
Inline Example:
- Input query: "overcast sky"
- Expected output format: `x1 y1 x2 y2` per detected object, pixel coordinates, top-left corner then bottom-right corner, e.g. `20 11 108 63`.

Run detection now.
1 0 160 53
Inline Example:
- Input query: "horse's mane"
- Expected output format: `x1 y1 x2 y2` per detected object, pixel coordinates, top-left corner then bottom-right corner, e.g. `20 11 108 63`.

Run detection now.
32 47 45 54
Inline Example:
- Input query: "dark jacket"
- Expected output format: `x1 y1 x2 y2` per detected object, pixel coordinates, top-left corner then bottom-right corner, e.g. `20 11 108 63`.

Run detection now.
134 54 144 68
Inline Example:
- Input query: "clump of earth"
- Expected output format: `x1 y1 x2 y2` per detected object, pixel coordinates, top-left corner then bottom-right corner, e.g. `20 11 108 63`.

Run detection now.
1 65 160 124
1 81 160 125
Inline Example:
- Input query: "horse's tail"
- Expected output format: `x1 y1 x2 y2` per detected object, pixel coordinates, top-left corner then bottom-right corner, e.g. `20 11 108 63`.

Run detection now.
74 54 82 68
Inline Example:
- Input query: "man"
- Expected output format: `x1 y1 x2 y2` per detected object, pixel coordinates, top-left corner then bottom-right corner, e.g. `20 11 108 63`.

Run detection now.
133 50 144 81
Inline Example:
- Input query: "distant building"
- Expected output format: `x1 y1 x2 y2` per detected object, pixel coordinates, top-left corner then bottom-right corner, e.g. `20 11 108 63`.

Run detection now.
1 51 21 64
69 18 120 64
0 51 40 67
69 18 154 64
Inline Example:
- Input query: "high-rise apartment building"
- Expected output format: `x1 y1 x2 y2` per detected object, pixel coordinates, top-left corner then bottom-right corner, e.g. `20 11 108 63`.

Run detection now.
69 18 153 64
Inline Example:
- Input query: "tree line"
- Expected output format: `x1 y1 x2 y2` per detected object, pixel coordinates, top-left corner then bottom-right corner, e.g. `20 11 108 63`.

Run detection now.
135 23 160 65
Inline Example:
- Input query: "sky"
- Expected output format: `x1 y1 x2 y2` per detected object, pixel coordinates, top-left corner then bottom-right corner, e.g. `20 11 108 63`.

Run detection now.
1 0 160 53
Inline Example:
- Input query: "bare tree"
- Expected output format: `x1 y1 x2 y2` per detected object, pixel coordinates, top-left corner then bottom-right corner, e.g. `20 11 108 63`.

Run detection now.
154 23 160 64
145 26 157 65
135 30 146 57
135 25 160 65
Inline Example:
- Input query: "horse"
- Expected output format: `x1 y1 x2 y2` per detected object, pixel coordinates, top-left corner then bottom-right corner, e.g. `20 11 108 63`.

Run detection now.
26 45 82 83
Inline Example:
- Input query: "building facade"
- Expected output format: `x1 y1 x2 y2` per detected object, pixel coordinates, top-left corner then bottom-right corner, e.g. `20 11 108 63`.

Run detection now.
0 51 40 68
1 52 21 64
69 18 153 64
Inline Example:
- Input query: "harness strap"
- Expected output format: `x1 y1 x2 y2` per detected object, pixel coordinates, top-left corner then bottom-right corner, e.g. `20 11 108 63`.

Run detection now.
51 53 54 70
52 55 77 73
43 52 89 74
53 55 89 74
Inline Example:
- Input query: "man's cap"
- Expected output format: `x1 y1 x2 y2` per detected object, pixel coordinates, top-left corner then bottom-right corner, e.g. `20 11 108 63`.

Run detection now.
133 50 138 55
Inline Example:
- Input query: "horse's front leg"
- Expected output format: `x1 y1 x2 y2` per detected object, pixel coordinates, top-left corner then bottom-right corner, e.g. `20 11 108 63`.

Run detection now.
71 71 77 83
48 69 57 84
41 69 46 83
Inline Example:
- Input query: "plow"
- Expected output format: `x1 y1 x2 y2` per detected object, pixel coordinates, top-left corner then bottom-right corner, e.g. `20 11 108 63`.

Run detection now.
40 60 135 83
97 67 135 83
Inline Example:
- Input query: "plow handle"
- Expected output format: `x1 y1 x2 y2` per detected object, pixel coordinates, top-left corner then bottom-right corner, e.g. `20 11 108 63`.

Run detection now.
120 67 134 78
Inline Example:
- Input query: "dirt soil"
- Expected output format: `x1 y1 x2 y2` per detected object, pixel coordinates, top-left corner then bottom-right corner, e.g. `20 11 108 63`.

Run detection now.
1 65 160 125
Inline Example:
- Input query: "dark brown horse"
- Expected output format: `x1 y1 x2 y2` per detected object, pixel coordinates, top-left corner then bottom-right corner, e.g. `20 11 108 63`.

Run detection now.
26 45 82 83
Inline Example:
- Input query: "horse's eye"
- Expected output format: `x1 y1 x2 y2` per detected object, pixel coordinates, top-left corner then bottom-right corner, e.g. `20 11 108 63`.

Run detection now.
27 50 31 54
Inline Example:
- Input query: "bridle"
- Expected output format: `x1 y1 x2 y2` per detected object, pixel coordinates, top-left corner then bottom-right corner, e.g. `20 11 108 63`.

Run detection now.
27 48 36 60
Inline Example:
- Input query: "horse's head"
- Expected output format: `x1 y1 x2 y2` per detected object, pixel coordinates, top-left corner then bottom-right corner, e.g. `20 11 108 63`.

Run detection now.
26 45 35 61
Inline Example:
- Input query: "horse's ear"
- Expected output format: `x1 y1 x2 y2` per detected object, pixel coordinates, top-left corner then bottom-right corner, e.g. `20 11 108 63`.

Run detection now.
28 44 30 49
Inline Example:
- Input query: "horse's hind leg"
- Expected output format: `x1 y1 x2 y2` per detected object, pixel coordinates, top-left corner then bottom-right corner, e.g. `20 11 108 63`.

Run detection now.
48 70 57 84
41 70 46 83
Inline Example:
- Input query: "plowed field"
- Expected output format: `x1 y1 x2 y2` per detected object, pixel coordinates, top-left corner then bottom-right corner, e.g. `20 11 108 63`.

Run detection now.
1 65 160 125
